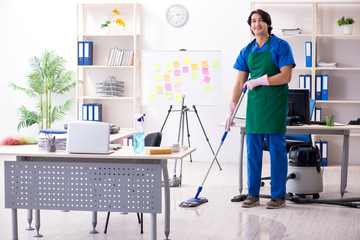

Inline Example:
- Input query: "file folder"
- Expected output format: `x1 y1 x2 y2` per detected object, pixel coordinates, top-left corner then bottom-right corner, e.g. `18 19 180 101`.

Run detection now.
88 104 94 121
299 74 305 89
321 140 328 166
315 140 322 159
82 104 88 121
78 41 84 65
93 104 102 122
315 107 322 121
322 75 328 100
315 75 322 100
305 41 312 67
305 74 312 97
84 41 93 65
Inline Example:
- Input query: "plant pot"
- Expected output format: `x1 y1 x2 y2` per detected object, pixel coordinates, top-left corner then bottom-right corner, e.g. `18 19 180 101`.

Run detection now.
343 24 353 35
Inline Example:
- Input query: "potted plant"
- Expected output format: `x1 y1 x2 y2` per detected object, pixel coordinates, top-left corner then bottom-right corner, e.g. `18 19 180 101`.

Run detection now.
9 50 76 131
337 16 355 35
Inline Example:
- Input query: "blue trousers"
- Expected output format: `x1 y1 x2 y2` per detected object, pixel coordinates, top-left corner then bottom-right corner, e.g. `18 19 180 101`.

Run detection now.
246 133 288 198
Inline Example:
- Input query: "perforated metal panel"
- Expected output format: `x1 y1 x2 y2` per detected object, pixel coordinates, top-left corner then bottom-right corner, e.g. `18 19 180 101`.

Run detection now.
5 161 162 213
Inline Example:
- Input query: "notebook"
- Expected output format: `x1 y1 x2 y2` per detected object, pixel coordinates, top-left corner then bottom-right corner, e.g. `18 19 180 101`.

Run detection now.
66 121 111 154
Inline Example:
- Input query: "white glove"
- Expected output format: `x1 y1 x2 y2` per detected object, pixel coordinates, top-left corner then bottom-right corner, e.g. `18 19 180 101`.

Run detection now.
225 101 237 130
243 74 269 90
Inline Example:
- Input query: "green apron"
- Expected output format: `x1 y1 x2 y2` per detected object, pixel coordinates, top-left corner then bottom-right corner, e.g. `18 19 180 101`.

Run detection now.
245 36 288 134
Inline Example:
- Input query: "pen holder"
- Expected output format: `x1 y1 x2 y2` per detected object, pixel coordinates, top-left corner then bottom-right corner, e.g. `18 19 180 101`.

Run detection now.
45 138 56 152
326 116 335 127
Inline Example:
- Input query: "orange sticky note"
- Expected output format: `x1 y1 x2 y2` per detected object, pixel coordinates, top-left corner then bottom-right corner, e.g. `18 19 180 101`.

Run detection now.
191 63 198 70
164 74 170 81
173 61 180 68
202 61 208 68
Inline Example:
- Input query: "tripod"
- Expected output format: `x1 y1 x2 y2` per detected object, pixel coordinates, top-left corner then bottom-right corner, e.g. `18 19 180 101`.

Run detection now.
160 99 222 171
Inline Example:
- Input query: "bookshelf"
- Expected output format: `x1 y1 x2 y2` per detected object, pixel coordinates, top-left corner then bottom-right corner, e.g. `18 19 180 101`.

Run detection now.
76 3 142 130
250 2 360 165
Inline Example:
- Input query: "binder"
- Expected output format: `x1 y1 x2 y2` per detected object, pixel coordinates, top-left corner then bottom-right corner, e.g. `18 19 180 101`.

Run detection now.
321 140 328 166
128 137 133 146
322 74 329 100
315 75 322 100
82 104 88 121
78 41 84 65
88 104 94 121
299 74 305 89
93 104 102 122
305 74 312 97
315 140 322 160
84 41 93 65
305 41 312 67
315 107 322 121
122 137 128 147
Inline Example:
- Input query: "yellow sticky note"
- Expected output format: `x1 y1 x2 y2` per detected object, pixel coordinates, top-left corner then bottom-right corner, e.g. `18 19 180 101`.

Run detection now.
202 61 208 68
155 86 162 93
164 74 170 81
149 94 155 100
165 65 172 72
165 92 172 99
173 61 180 68
174 76 181 84
175 95 182 102
205 85 212 92
212 61 219 67
154 65 161 71
184 58 190 64
191 63 198 70
156 74 162 81
191 72 198 79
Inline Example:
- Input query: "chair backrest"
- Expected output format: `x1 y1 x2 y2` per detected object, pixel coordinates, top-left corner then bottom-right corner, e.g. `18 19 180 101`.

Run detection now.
145 132 162 147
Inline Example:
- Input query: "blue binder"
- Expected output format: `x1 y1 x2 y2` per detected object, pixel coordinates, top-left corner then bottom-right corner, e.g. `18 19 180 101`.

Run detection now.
93 104 102 122
305 74 312 97
305 41 312 67
321 140 328 166
84 41 93 65
82 104 88 121
299 74 305 89
87 104 94 121
315 75 322 100
322 75 329 100
315 107 322 121
78 41 84 65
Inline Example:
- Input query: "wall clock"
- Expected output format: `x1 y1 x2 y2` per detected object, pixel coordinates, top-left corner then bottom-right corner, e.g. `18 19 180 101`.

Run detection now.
165 4 189 27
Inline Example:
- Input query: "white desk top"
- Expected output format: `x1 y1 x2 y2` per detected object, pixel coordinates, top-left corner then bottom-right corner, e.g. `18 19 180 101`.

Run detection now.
0 145 196 160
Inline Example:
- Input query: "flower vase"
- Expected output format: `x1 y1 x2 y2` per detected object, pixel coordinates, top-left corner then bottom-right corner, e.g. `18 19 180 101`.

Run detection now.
343 25 353 35
111 25 126 34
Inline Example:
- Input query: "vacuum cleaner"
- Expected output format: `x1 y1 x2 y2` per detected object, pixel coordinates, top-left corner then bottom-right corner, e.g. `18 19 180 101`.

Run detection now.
286 144 323 199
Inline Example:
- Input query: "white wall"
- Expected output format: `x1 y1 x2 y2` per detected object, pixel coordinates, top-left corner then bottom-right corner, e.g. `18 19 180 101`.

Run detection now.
0 0 359 165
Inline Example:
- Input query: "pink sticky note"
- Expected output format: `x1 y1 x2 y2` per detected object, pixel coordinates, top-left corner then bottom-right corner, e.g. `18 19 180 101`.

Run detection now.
175 84 181 91
202 68 209 75
203 76 211 84
182 66 189 73
174 69 181 76
165 84 172 91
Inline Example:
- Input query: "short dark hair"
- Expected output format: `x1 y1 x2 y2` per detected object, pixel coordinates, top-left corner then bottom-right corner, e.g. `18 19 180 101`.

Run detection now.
247 9 273 35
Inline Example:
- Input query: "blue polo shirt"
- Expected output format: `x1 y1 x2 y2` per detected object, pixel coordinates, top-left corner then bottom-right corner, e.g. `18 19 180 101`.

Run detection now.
234 34 296 72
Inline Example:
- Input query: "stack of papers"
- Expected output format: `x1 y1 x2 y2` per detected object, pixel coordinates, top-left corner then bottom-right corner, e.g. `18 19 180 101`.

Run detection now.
282 28 302 35
38 130 67 150
317 61 337 67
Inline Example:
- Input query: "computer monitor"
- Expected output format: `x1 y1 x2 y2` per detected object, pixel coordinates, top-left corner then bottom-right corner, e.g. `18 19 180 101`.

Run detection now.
287 89 310 125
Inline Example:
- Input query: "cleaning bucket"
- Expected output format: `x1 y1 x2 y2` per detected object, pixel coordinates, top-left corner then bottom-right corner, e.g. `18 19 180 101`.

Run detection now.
286 144 323 198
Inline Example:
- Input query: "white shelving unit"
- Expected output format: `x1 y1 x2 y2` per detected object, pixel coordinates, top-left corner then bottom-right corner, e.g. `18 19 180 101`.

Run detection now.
76 3 142 130
251 1 360 123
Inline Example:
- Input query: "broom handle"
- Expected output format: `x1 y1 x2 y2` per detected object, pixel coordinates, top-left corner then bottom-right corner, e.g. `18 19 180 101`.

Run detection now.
199 86 247 188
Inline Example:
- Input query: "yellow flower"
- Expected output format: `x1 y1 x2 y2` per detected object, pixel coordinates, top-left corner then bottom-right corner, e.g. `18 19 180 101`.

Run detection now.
116 18 126 27
113 9 119 15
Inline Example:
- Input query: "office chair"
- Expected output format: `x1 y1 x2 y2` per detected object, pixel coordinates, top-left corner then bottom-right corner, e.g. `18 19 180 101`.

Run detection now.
104 132 162 234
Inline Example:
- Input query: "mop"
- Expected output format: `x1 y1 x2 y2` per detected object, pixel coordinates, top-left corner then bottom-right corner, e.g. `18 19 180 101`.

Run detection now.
179 86 248 207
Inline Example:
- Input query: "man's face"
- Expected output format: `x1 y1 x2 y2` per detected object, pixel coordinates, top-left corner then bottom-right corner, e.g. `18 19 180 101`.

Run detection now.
251 13 268 36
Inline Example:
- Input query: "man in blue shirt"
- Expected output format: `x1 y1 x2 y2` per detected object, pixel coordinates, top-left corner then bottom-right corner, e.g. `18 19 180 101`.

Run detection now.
225 9 295 209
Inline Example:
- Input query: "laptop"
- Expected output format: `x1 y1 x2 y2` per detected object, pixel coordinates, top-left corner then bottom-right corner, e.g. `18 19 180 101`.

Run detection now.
66 121 111 154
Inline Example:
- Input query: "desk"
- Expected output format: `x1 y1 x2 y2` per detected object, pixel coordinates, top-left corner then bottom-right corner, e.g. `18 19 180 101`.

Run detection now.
0 145 195 240
233 122 360 198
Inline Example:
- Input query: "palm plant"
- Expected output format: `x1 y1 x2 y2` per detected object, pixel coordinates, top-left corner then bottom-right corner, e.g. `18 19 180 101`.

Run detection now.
9 50 76 130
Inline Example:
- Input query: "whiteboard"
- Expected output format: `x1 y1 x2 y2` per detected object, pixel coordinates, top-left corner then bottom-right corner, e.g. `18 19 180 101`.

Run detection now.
141 50 221 106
